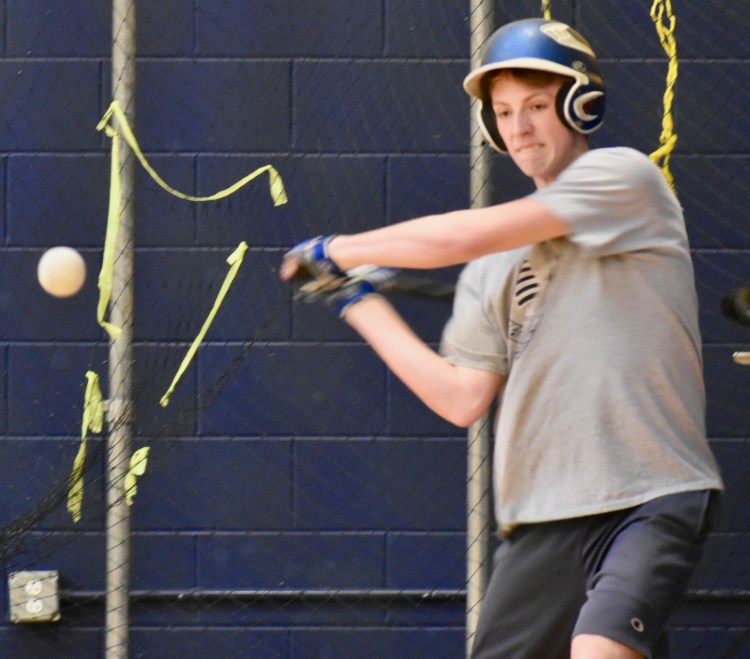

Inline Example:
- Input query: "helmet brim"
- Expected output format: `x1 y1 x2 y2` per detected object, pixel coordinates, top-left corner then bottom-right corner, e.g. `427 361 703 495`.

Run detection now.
463 57 587 99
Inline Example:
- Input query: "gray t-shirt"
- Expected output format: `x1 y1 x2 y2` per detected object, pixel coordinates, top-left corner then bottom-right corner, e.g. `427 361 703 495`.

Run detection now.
441 147 723 536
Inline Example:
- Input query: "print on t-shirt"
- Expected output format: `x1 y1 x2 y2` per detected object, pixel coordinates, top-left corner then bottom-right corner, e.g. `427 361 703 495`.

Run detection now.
507 242 559 364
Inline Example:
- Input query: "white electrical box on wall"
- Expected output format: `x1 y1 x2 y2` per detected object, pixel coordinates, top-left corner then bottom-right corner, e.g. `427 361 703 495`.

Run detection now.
8 570 61 623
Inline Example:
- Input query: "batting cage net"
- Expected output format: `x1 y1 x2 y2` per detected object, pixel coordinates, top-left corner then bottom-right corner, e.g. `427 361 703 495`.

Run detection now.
1 1 749 658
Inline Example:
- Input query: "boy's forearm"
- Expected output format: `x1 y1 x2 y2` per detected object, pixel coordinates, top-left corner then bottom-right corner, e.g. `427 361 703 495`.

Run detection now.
327 198 569 271
344 296 500 427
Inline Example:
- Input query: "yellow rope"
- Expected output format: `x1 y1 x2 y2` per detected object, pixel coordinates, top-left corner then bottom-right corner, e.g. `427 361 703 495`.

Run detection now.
649 0 679 189
541 0 552 20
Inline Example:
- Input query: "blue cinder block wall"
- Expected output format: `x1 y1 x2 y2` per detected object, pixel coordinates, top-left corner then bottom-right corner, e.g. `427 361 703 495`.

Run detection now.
0 1 748 657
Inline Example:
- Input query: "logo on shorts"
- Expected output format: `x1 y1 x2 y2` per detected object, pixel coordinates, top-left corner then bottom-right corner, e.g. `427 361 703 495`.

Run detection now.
630 617 645 633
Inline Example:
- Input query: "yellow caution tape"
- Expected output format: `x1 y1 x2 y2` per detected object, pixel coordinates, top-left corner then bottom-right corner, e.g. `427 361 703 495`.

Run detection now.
125 447 150 506
95 101 288 338
160 241 249 407
67 371 105 522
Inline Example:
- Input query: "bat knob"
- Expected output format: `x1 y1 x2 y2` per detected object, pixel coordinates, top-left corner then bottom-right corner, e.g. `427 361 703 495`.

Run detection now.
721 288 750 327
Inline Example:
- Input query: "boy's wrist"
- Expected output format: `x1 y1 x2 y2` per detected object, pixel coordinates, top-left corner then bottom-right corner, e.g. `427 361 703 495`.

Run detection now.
336 281 378 318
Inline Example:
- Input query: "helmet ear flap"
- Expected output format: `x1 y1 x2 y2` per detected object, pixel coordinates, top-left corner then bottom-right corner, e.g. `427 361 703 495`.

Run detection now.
478 101 507 153
476 74 507 153
555 78 577 131
556 79 605 134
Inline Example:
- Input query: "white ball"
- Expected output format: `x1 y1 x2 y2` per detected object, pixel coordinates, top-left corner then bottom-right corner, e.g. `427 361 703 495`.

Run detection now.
37 246 87 298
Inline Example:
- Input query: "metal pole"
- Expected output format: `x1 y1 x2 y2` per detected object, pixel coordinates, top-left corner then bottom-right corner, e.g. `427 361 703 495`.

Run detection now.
466 1 495 656
469 2 494 211
106 1 136 657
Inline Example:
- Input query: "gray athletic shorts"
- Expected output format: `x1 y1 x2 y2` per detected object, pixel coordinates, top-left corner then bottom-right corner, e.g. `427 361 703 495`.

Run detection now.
470 489 720 659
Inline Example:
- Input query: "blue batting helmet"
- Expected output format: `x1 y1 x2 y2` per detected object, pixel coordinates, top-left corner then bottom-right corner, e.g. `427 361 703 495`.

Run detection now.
464 18 605 153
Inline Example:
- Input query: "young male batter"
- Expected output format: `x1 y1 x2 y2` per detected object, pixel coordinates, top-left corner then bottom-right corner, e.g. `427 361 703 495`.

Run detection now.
281 19 723 658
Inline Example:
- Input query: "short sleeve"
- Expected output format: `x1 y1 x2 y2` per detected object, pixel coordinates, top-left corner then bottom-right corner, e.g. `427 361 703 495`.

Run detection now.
531 148 683 257
440 259 509 376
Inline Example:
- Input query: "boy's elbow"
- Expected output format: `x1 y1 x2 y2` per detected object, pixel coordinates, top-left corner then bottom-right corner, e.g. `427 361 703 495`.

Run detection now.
425 367 500 428
440 404 488 428
449 415 474 429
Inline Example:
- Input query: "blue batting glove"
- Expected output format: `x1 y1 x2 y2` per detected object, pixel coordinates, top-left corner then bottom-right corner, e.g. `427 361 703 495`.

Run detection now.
282 235 343 280
296 266 398 317
331 279 378 317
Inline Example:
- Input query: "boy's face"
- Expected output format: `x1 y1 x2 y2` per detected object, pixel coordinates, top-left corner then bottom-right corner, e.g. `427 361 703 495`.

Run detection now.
490 74 588 189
